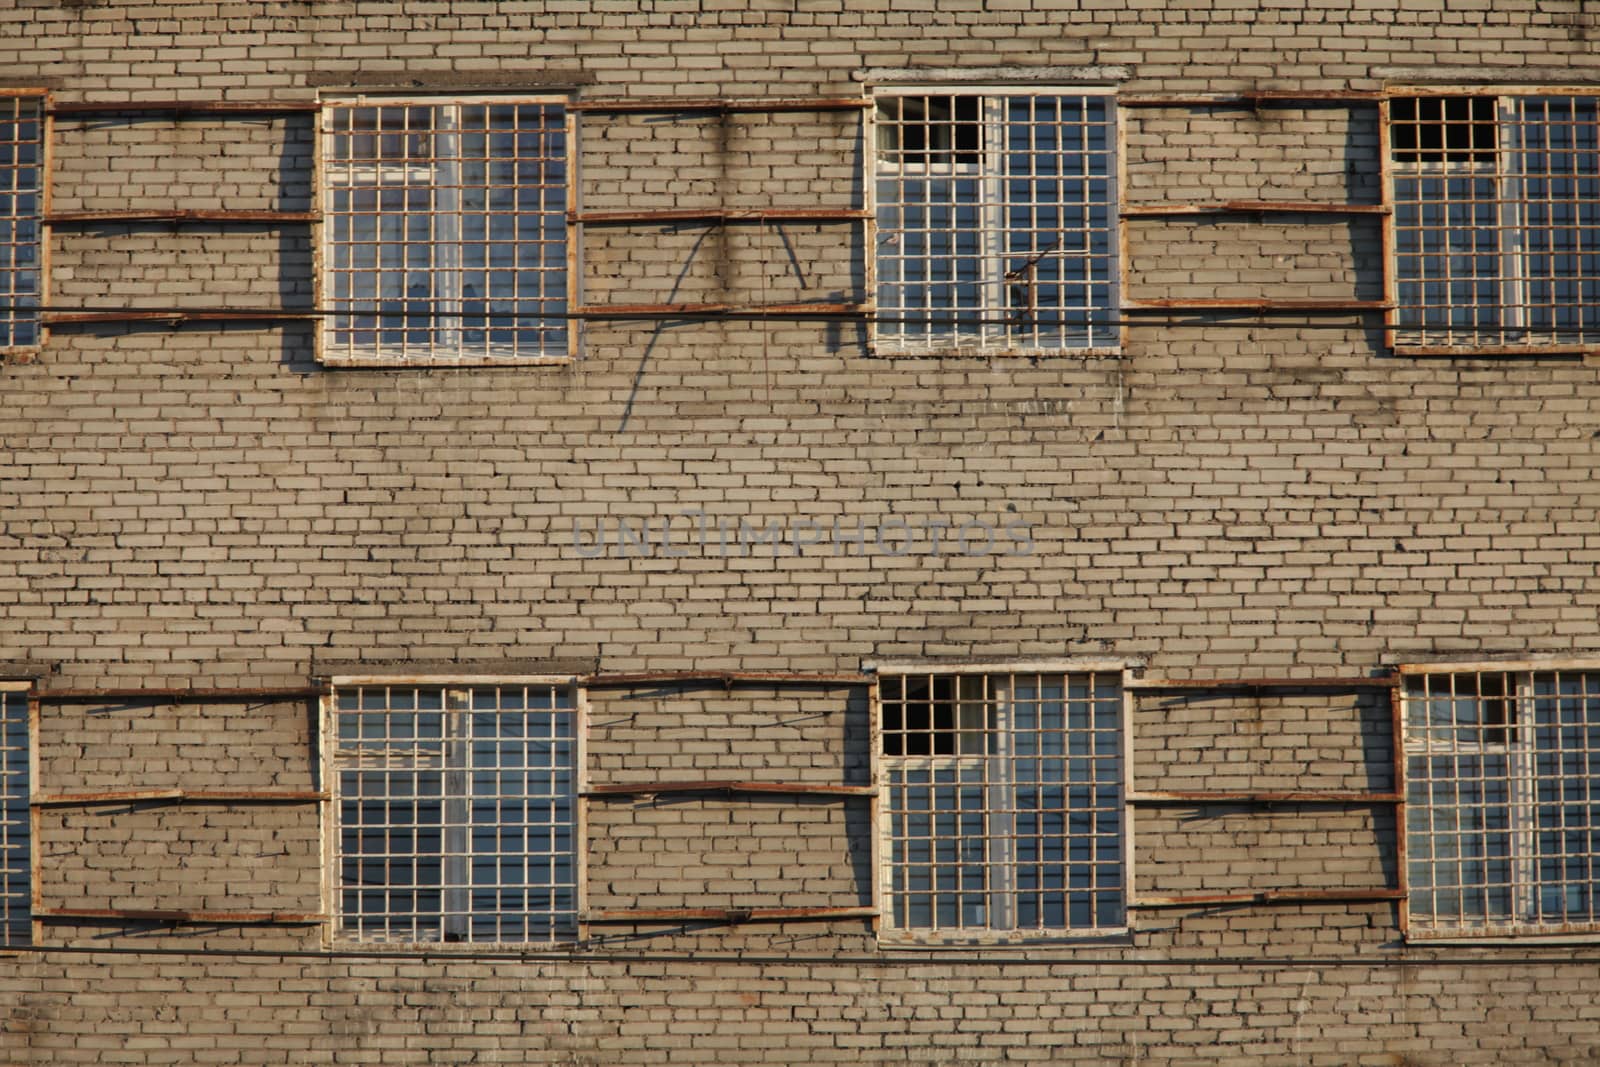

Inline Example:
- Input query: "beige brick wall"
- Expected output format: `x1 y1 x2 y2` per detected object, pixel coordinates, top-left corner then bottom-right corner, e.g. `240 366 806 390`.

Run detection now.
4 1 1600 1063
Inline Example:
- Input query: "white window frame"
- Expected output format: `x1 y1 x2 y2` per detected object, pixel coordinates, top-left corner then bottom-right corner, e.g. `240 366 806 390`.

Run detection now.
324 676 585 946
871 661 1131 943
0 682 31 949
868 86 1120 358
0 91 46 357
1401 660 1600 940
317 96 575 367
1386 88 1600 354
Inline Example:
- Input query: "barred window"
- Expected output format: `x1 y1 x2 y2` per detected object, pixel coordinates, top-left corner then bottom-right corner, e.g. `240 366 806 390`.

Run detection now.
0 95 43 351
879 668 1125 938
330 681 579 944
1389 94 1600 351
0 686 28 947
1403 666 1600 938
872 90 1118 355
321 99 569 365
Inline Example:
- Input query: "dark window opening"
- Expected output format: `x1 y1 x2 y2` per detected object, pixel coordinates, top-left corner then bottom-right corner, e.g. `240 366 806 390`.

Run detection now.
877 95 982 166
1391 96 1497 163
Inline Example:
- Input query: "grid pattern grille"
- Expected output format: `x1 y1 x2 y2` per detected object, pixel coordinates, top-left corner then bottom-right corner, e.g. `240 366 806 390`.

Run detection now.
1391 95 1600 349
0 691 28 947
874 93 1118 355
880 670 1123 936
1404 668 1600 937
332 683 578 944
323 101 568 364
0 97 42 350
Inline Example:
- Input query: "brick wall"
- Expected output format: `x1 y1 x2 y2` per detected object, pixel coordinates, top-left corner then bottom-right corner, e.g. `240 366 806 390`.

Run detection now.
3 1 1600 1063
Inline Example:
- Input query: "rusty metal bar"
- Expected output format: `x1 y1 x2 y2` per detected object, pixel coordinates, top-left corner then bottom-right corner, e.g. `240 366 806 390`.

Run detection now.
47 209 319 225
1120 91 1383 109
1128 674 1397 691
35 907 324 925
1395 344 1600 357
1379 96 1398 353
584 669 870 688
573 302 867 320
1129 791 1402 805
581 906 877 924
43 309 317 327
1133 889 1406 909
570 97 868 114
48 100 319 116
33 789 326 807
583 780 874 800
1123 298 1391 313
1120 201 1388 218
1392 681 1410 937
570 207 869 224
35 687 320 703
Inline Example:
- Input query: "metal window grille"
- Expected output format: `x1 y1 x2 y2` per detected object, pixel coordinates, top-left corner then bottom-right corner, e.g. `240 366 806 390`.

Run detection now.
331 682 578 944
1390 94 1600 349
872 91 1118 355
322 100 569 365
1403 667 1600 937
0 689 28 947
879 669 1124 936
0 96 42 350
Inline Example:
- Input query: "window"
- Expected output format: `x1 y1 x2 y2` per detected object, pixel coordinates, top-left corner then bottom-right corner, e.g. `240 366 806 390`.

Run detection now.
329 680 579 943
1389 93 1600 351
1403 665 1600 938
0 686 28 947
872 90 1118 355
321 99 570 365
878 667 1125 938
0 94 42 352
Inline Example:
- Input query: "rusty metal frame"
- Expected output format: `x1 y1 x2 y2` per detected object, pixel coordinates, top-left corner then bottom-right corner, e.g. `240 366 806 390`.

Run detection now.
0 683 37 948
566 102 583 360
32 789 325 807
872 661 1130 943
1391 681 1409 937
1129 790 1402 805
0 90 48 364
1379 95 1398 352
583 780 874 799
584 669 869 689
1120 201 1388 218
43 309 318 327
1119 91 1385 109
326 676 584 946
47 100 319 116
1128 674 1398 691
1396 660 1600 940
1115 100 1129 352
1133 889 1405 909
569 97 869 115
581 905 877 924
570 207 869 225
316 93 576 368
571 301 866 320
1382 86 1600 356
317 687 334 950
35 907 324 925
46 209 318 225
574 685 590 942
34 686 321 702
868 674 885 936
1123 298 1390 313
1120 667 1137 933
868 85 1122 358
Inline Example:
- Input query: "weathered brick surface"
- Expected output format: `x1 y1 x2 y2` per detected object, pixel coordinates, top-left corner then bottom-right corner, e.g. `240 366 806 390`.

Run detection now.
3 1 1600 1063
